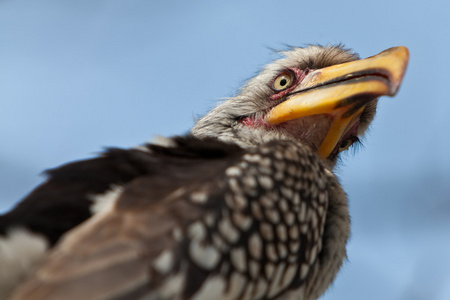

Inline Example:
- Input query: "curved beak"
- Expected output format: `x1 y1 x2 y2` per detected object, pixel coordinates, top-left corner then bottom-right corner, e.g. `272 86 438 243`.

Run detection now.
264 46 409 158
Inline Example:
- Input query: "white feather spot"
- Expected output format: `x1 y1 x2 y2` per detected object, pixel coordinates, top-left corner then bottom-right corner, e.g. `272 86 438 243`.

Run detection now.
153 250 174 274
265 208 280 224
230 247 247 272
232 212 252 230
218 213 240 243
228 178 241 194
243 154 262 162
319 192 327 204
289 226 299 240
309 244 319 264
317 205 325 220
298 201 307 222
260 223 274 241
274 151 283 160
300 263 310 279
225 166 242 177
0 228 48 299
259 176 273 190
266 243 278 262
189 239 220 270
292 192 301 205
193 273 247 300
265 262 275 279
282 264 298 289
132 144 153 153
284 148 298 160
287 165 298 176
249 233 263 260
226 193 248 210
251 202 263 220
238 161 248 169
89 185 123 214
310 211 318 228
280 186 293 199
277 243 288 259
150 135 177 147
249 259 260 279
285 212 295 226
274 171 284 181
172 227 183 241
289 240 300 253
260 156 272 167
190 190 208 204
260 195 274 208
268 263 286 297
300 224 308 234
239 280 255 300
279 199 289 212
243 175 257 189
204 213 216 227
253 277 269 299
212 233 227 251
276 224 287 242
227 272 247 299
188 222 206 240
158 270 185 299
192 277 226 300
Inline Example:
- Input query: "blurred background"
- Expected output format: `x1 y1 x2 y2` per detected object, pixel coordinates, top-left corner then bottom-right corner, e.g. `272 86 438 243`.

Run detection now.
1 0 449 299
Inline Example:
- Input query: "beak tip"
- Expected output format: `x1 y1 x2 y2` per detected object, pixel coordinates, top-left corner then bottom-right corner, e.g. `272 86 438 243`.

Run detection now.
386 46 410 96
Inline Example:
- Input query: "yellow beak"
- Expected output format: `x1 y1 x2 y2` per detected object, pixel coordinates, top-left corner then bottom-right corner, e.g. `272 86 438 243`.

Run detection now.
264 46 409 158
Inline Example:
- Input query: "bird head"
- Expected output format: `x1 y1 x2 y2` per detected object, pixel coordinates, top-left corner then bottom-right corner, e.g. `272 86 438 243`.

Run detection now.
192 45 409 167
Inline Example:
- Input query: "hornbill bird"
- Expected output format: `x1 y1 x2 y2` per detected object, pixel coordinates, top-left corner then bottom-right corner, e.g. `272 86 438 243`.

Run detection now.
0 45 408 300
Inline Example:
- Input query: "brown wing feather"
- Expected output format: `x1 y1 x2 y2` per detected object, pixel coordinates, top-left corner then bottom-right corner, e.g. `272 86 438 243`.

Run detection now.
10 140 332 300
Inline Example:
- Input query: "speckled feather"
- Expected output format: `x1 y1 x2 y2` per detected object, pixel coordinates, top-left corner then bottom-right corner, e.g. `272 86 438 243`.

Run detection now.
9 137 348 300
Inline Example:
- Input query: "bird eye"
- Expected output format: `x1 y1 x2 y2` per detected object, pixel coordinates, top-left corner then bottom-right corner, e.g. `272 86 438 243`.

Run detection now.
338 137 356 153
272 71 294 91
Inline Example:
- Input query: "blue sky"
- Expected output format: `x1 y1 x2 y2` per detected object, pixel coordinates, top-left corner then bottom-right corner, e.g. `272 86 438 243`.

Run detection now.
1 1 449 299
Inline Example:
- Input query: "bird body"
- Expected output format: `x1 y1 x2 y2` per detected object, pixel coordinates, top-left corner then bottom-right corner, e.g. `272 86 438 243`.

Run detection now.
5 138 348 300
0 45 408 299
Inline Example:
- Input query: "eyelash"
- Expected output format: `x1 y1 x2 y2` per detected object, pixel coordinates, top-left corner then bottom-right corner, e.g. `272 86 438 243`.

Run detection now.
345 137 363 153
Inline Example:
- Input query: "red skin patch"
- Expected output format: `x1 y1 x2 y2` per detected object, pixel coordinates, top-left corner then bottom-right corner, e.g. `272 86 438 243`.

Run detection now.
239 116 268 128
239 67 311 129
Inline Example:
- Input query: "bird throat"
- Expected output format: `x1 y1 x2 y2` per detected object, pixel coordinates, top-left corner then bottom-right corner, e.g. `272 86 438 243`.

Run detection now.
239 113 333 152
273 114 333 151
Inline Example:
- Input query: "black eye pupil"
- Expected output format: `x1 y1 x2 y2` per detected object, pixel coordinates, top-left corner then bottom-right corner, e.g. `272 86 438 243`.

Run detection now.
280 79 287 86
